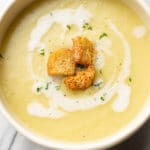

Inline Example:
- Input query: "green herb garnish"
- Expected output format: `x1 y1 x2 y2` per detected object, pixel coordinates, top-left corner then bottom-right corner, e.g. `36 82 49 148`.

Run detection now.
99 33 108 40
100 96 105 101
99 70 103 74
40 49 45 56
45 82 51 90
66 25 71 30
93 82 103 87
82 22 93 30
55 85 60 90
129 77 132 82
36 87 42 92
45 83 49 90
0 54 4 59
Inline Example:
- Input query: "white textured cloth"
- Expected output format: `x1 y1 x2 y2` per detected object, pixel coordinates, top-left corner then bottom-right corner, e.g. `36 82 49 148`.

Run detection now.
0 113 49 150
0 0 150 150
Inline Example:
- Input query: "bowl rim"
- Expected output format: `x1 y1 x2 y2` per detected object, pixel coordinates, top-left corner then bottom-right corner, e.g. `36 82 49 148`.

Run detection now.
0 0 150 149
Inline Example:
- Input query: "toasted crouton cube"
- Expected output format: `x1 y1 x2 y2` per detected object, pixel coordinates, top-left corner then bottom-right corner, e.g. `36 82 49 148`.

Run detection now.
72 36 94 66
47 48 75 76
64 65 95 90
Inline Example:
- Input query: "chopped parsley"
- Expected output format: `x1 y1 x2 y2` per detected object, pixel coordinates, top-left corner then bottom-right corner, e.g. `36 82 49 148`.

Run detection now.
82 22 93 30
36 87 42 92
99 33 108 40
129 77 132 82
99 70 103 74
55 85 60 90
40 49 45 56
66 25 71 30
45 83 49 90
93 82 103 87
100 96 105 101
0 54 4 59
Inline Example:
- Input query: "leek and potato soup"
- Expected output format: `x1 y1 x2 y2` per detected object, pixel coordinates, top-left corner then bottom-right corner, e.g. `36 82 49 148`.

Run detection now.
0 0 150 143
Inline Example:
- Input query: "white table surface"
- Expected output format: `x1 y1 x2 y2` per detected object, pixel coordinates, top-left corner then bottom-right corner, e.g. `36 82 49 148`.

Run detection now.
0 0 150 150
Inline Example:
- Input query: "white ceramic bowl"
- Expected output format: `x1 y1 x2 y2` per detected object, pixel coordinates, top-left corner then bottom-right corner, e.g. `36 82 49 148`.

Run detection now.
0 0 150 149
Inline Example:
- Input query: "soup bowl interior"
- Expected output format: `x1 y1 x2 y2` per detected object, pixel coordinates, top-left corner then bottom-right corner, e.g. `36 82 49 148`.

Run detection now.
0 0 150 149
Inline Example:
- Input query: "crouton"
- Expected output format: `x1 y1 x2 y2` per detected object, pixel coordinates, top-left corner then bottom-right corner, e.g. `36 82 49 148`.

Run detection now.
64 65 95 90
47 48 75 76
72 36 94 66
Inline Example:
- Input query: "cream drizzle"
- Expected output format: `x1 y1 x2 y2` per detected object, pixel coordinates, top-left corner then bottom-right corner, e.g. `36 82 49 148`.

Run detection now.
27 102 65 119
133 25 147 39
95 37 113 56
28 5 92 51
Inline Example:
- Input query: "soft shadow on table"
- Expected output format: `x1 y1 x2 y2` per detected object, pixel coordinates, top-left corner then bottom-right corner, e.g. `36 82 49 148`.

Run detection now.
109 119 150 150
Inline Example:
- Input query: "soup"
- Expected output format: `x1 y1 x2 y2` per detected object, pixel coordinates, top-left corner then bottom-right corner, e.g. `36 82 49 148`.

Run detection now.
0 0 150 143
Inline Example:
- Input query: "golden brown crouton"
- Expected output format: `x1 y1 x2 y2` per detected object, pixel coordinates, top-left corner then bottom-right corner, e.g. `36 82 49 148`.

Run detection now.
47 48 75 76
64 65 95 90
72 36 94 66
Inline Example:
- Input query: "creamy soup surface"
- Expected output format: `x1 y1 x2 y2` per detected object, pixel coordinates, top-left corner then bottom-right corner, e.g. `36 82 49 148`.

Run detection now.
0 0 150 142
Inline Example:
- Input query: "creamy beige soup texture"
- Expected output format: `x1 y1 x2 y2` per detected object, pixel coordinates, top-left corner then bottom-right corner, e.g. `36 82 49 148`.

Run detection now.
0 0 150 142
